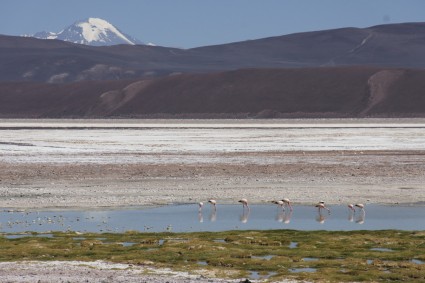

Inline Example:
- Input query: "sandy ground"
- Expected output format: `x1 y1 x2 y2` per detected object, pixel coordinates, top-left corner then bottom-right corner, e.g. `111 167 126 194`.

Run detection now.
1 150 424 210
1 120 424 282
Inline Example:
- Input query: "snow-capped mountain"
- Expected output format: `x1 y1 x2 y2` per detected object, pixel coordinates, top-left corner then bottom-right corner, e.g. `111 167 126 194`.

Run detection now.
32 18 144 46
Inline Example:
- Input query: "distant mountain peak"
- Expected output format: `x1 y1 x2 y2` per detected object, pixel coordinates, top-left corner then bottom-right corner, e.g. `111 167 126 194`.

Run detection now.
31 17 145 46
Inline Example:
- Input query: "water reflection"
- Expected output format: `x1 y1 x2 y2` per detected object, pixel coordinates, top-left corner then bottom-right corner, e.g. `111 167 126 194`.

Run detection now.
198 211 203 223
239 209 250 223
316 211 329 224
355 211 366 224
348 210 355 222
276 210 292 224
209 210 217 222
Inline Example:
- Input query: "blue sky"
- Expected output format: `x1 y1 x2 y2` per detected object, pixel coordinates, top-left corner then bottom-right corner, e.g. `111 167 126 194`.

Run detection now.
1 0 425 48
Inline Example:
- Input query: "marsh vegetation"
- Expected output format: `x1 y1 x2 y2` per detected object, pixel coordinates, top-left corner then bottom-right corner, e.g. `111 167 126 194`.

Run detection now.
1 229 423 282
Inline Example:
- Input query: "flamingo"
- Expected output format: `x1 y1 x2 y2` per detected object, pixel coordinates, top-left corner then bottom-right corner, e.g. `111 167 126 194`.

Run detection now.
281 198 293 211
355 203 365 212
198 202 204 212
208 199 217 211
348 204 355 212
315 202 331 213
272 200 285 210
238 198 250 211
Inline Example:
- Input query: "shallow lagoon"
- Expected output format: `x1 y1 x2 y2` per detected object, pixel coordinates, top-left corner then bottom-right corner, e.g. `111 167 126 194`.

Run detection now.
1 204 423 233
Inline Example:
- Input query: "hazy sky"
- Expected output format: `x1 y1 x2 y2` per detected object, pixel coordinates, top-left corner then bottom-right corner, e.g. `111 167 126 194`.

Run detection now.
1 0 425 48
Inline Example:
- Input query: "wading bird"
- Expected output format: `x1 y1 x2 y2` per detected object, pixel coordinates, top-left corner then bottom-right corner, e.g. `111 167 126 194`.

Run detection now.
281 198 293 211
348 204 355 212
272 200 285 210
198 202 204 212
315 201 331 213
355 203 365 212
238 198 250 211
208 199 217 211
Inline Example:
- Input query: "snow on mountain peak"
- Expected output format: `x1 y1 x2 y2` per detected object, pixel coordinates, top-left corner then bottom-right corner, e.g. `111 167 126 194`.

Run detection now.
31 18 145 46
76 18 133 44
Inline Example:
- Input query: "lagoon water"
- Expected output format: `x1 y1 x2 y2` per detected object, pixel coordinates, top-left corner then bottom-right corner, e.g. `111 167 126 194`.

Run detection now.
1 204 423 234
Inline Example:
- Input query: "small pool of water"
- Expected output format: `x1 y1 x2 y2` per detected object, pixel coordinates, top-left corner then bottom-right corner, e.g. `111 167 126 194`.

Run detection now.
303 257 319 261
289 267 317 273
4 233 54 239
370 248 394 252
252 255 274 260
248 271 277 280
411 259 424 264
0 204 423 233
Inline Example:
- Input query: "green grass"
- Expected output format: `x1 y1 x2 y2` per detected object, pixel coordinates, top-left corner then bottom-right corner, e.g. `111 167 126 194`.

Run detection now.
0 230 424 282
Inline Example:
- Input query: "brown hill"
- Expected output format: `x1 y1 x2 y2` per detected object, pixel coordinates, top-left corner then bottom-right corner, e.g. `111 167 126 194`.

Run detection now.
1 67 424 118
2 22 425 83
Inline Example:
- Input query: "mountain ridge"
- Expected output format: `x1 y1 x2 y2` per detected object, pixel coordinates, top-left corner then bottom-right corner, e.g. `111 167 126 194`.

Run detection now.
3 21 425 83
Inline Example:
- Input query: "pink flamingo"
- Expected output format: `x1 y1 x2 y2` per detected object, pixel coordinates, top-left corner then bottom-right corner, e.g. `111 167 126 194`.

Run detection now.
281 198 293 211
272 200 285 210
355 203 365 212
208 199 217 211
315 201 330 213
238 198 250 211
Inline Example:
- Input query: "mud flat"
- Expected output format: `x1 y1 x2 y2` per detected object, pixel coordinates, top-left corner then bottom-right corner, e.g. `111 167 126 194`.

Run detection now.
0 119 425 209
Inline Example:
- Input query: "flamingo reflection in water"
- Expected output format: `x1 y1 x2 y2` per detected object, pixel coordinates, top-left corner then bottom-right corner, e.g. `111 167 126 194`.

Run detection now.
239 209 250 223
348 203 366 224
276 209 292 224
355 211 366 224
316 212 328 224
347 204 355 222
209 209 217 222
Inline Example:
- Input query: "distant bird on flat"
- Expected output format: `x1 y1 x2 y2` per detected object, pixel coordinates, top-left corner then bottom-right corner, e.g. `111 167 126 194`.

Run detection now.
272 200 285 210
281 198 293 211
198 202 204 212
315 202 330 213
238 198 250 210
208 199 217 210
355 203 365 212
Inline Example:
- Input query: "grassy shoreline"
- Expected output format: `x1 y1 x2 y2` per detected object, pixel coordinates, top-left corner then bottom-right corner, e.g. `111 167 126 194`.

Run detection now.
1 229 424 282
